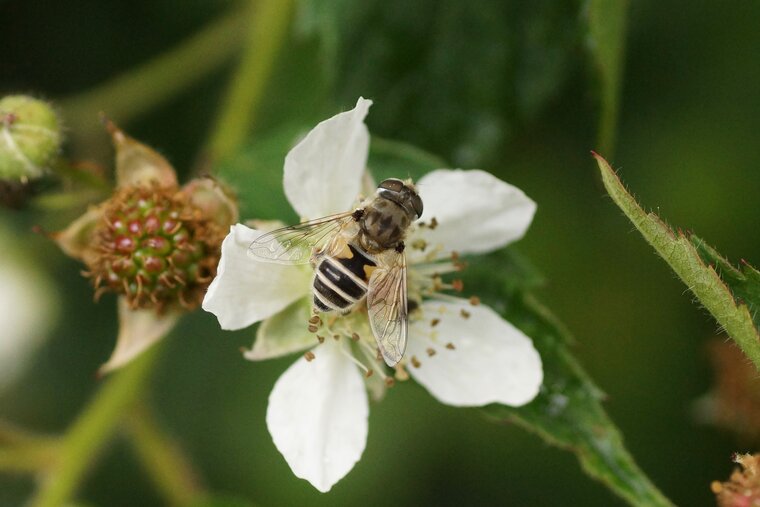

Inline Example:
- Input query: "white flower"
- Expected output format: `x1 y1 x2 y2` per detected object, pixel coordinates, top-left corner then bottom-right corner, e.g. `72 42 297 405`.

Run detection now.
203 98 543 492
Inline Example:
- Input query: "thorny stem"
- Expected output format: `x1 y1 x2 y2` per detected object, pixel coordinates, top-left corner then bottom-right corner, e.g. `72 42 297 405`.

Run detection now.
60 7 249 149
28 344 163 507
125 403 204 507
203 0 295 167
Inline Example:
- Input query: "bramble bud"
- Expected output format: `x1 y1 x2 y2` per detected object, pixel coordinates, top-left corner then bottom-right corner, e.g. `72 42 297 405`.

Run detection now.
0 95 62 181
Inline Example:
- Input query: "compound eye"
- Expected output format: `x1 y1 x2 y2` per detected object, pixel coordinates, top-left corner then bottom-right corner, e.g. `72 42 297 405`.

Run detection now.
410 192 423 218
378 178 404 193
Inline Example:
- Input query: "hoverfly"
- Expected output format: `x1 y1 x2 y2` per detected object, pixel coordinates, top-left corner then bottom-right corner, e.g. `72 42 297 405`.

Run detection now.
248 178 423 367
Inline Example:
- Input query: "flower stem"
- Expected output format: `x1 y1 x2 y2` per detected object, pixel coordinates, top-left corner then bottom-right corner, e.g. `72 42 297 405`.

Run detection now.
60 8 248 146
203 0 295 167
125 403 204 507
28 344 162 507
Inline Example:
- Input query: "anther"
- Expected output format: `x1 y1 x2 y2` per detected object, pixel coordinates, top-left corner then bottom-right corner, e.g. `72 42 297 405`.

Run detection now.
450 251 460 261
333 334 340 340
460 309 471 319
451 279 464 292
430 318 440 327
445 342 456 350
411 356 421 368
308 315 321 325
365 369 374 378
316 335 325 343
469 296 481 306
426 347 436 357
429 217 438 229
304 351 316 362
351 332 360 342
308 324 319 333
384 378 395 387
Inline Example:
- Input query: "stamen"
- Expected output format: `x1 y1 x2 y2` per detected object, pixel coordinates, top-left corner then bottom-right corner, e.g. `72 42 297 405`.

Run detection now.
337 345 370 375
304 351 316 362
308 324 318 333
411 239 427 251
309 315 321 325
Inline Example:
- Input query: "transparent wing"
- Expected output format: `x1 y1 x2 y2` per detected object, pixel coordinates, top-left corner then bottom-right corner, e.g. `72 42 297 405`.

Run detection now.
248 211 356 265
367 252 408 367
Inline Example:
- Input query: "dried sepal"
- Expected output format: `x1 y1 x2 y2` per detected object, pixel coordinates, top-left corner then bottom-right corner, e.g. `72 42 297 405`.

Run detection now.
104 119 177 189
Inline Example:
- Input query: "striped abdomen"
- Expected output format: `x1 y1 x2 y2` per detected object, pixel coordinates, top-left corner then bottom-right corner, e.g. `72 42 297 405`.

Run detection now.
312 244 376 312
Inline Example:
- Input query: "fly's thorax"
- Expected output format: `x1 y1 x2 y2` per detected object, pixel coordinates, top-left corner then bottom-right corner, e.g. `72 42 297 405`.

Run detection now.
359 197 414 251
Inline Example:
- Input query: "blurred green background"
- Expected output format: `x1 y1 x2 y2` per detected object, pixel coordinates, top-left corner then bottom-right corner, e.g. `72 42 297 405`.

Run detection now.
2 0 760 505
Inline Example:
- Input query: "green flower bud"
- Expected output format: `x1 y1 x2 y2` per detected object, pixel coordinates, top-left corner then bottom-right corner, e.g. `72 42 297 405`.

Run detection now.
0 95 63 181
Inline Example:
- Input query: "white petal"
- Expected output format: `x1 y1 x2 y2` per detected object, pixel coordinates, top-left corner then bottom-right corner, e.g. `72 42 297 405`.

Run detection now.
99 297 180 374
284 98 372 219
0 253 57 391
267 339 368 492
244 298 316 361
407 299 543 407
413 169 536 257
202 224 311 330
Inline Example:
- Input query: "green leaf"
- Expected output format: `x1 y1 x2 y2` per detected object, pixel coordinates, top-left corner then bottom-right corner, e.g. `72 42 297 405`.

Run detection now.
691 236 760 329
467 249 673 507
302 0 584 167
594 153 760 371
586 0 629 155
215 123 308 221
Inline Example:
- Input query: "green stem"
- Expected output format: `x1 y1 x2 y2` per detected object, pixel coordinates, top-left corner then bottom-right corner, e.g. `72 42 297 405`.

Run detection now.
125 404 204 506
204 0 295 167
60 8 248 140
28 345 162 507
0 442 60 474
0 420 60 473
